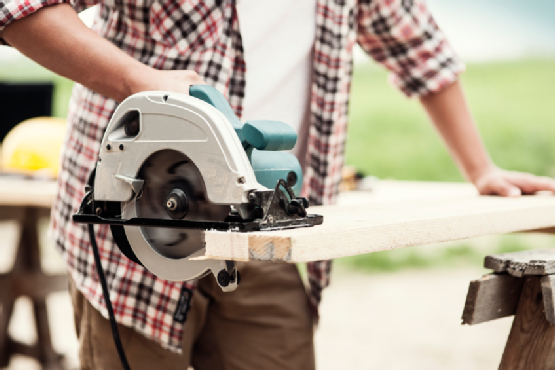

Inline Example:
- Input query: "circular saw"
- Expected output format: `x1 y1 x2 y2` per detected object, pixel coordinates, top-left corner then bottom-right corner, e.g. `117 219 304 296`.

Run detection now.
74 85 323 292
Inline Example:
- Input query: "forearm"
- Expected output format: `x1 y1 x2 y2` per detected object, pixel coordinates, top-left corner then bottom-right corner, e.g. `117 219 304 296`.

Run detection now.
2 4 153 102
420 81 494 182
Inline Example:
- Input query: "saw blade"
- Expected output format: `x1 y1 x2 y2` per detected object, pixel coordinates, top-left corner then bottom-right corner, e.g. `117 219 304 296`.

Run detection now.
125 149 230 260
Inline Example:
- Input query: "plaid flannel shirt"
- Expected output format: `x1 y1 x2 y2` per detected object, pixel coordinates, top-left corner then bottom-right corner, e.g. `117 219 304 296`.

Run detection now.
0 0 464 353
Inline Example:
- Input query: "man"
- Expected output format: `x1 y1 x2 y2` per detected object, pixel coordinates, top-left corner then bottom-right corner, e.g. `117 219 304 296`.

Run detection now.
2 0 555 369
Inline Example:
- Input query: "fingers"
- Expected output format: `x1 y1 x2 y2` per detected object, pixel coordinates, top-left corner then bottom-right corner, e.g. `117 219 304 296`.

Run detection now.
476 175 522 197
183 70 206 85
134 69 207 96
175 70 207 92
472 168 555 198
504 172 555 194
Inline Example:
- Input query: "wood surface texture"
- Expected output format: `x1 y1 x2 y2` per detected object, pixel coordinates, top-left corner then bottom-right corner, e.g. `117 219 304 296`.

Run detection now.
499 277 555 370
0 177 57 208
462 273 524 325
542 275 555 325
204 192 555 262
485 249 555 277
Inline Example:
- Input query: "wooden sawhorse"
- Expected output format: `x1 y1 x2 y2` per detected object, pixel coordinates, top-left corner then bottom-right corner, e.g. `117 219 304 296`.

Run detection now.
0 179 67 370
463 249 555 370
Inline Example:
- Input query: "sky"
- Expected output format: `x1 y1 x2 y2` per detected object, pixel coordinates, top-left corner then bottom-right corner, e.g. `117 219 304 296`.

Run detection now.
1 1 554 64
426 0 555 62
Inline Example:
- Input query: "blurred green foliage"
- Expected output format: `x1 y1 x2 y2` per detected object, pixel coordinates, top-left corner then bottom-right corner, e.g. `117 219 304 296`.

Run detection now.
337 234 555 274
346 59 555 181
0 59 73 118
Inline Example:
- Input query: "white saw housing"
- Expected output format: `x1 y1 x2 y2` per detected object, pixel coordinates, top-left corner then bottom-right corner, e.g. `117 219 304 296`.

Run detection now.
94 91 262 207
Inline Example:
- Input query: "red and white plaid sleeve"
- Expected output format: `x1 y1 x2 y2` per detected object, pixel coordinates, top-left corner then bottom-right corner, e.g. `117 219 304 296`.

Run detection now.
357 0 465 97
0 0 95 45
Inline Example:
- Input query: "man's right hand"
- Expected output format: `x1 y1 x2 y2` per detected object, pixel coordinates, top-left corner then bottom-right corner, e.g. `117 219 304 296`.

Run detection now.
2 4 206 102
133 70 207 98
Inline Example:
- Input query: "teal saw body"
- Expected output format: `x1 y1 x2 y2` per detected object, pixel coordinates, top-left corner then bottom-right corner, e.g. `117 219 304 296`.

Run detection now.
189 85 303 195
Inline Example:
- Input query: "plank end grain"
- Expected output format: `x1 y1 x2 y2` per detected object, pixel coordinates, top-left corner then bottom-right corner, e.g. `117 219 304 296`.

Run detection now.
204 231 251 261
204 230 295 262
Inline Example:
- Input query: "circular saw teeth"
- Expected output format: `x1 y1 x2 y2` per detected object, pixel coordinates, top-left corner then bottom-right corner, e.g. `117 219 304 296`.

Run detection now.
125 149 229 260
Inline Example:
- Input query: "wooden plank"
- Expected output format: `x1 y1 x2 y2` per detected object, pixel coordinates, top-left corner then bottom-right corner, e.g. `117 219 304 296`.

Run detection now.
0 178 57 208
339 181 555 235
203 193 555 262
499 276 555 370
2 177 555 263
485 249 555 277
542 275 555 325
336 180 479 204
462 273 524 325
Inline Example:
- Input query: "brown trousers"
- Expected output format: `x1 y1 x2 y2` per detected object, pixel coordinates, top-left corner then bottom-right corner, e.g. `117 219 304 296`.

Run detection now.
70 261 315 370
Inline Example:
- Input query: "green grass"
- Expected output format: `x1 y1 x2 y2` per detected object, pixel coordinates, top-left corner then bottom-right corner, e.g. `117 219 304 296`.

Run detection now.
336 234 555 274
346 59 555 181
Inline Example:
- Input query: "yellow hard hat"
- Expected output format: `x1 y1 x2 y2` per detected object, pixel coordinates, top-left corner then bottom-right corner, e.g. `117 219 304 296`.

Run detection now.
1 117 67 178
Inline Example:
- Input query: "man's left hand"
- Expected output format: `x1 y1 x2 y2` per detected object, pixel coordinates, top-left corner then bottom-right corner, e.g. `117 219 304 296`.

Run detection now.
471 166 555 197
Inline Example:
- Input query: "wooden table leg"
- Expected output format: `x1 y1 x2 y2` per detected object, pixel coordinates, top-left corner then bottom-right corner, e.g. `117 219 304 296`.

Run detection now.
499 276 555 370
0 207 66 370
0 287 16 367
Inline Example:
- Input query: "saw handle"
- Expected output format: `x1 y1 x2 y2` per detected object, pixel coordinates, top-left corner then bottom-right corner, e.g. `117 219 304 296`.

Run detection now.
189 85 303 195
189 85 297 151
242 120 296 151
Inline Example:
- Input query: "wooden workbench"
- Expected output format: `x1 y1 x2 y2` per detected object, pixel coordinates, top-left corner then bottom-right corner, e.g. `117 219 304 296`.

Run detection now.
0 177 57 208
0 177 65 370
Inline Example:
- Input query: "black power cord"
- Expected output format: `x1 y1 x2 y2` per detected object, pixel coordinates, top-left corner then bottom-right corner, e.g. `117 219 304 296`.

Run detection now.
88 223 132 370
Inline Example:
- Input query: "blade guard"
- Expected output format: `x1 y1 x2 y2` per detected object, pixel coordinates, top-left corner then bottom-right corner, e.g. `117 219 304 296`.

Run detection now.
93 90 259 206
